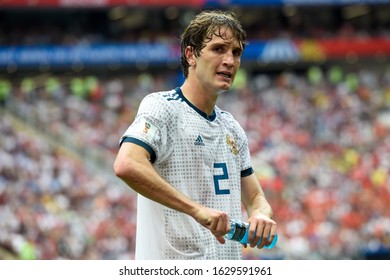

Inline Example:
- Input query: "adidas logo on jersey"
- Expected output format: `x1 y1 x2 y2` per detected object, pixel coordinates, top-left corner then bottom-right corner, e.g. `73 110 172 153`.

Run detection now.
194 135 205 146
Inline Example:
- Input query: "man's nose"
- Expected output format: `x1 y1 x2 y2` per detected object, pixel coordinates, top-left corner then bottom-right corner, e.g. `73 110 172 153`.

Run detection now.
223 52 235 66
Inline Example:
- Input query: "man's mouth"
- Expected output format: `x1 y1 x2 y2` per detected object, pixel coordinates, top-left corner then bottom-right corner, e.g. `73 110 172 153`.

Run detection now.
217 72 232 79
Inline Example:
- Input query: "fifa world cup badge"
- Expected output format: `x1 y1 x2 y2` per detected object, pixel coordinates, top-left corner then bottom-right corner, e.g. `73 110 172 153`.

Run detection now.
136 117 157 141
143 122 151 133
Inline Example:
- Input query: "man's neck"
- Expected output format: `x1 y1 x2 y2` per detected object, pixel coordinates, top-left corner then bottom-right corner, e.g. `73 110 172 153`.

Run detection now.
180 79 219 116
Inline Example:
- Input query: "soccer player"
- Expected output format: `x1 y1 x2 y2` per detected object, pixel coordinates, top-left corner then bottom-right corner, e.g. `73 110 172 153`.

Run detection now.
113 10 277 260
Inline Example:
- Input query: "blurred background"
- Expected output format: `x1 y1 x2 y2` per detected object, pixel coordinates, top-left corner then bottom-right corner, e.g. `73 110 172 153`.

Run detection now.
1 0 390 260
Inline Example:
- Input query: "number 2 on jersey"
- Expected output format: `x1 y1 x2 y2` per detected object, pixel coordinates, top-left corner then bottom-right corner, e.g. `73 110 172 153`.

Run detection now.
213 163 230 195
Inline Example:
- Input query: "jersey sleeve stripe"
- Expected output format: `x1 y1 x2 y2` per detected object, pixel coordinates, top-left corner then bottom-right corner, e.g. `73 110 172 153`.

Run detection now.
121 137 157 163
241 167 254 177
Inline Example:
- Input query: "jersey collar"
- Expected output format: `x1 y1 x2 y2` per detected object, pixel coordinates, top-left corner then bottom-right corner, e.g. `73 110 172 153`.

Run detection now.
175 87 217 121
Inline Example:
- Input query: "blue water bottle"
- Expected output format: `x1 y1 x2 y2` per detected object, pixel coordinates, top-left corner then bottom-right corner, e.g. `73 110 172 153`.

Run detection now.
225 219 278 249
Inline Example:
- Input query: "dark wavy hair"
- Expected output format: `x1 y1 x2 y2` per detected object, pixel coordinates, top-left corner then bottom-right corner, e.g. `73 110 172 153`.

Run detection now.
180 10 247 78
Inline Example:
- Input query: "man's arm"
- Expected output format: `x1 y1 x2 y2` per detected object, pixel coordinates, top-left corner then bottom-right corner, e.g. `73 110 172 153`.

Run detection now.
241 173 277 248
113 142 230 243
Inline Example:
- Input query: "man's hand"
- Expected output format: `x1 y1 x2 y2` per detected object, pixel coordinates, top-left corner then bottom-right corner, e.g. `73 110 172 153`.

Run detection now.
245 212 277 248
192 206 231 244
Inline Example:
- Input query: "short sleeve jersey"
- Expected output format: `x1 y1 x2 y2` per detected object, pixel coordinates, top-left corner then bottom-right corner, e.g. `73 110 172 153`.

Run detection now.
120 88 254 260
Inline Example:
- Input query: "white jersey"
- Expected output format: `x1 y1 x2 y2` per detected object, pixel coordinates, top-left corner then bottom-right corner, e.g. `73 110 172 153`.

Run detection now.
120 88 254 260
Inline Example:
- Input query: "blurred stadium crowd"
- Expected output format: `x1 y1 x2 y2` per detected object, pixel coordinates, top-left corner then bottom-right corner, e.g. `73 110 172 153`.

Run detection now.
1 2 390 260
1 3 389 46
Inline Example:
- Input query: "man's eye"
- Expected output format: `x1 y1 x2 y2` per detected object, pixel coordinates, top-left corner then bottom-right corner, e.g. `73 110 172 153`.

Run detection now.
233 50 242 57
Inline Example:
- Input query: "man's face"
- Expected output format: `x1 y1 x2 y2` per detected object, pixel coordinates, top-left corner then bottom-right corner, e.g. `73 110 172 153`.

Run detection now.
189 26 243 94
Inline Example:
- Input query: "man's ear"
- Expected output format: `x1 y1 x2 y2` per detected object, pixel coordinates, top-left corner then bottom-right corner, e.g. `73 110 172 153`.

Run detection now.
185 46 196 66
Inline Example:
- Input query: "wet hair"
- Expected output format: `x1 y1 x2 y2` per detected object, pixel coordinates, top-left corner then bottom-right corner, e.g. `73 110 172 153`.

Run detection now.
180 10 247 78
